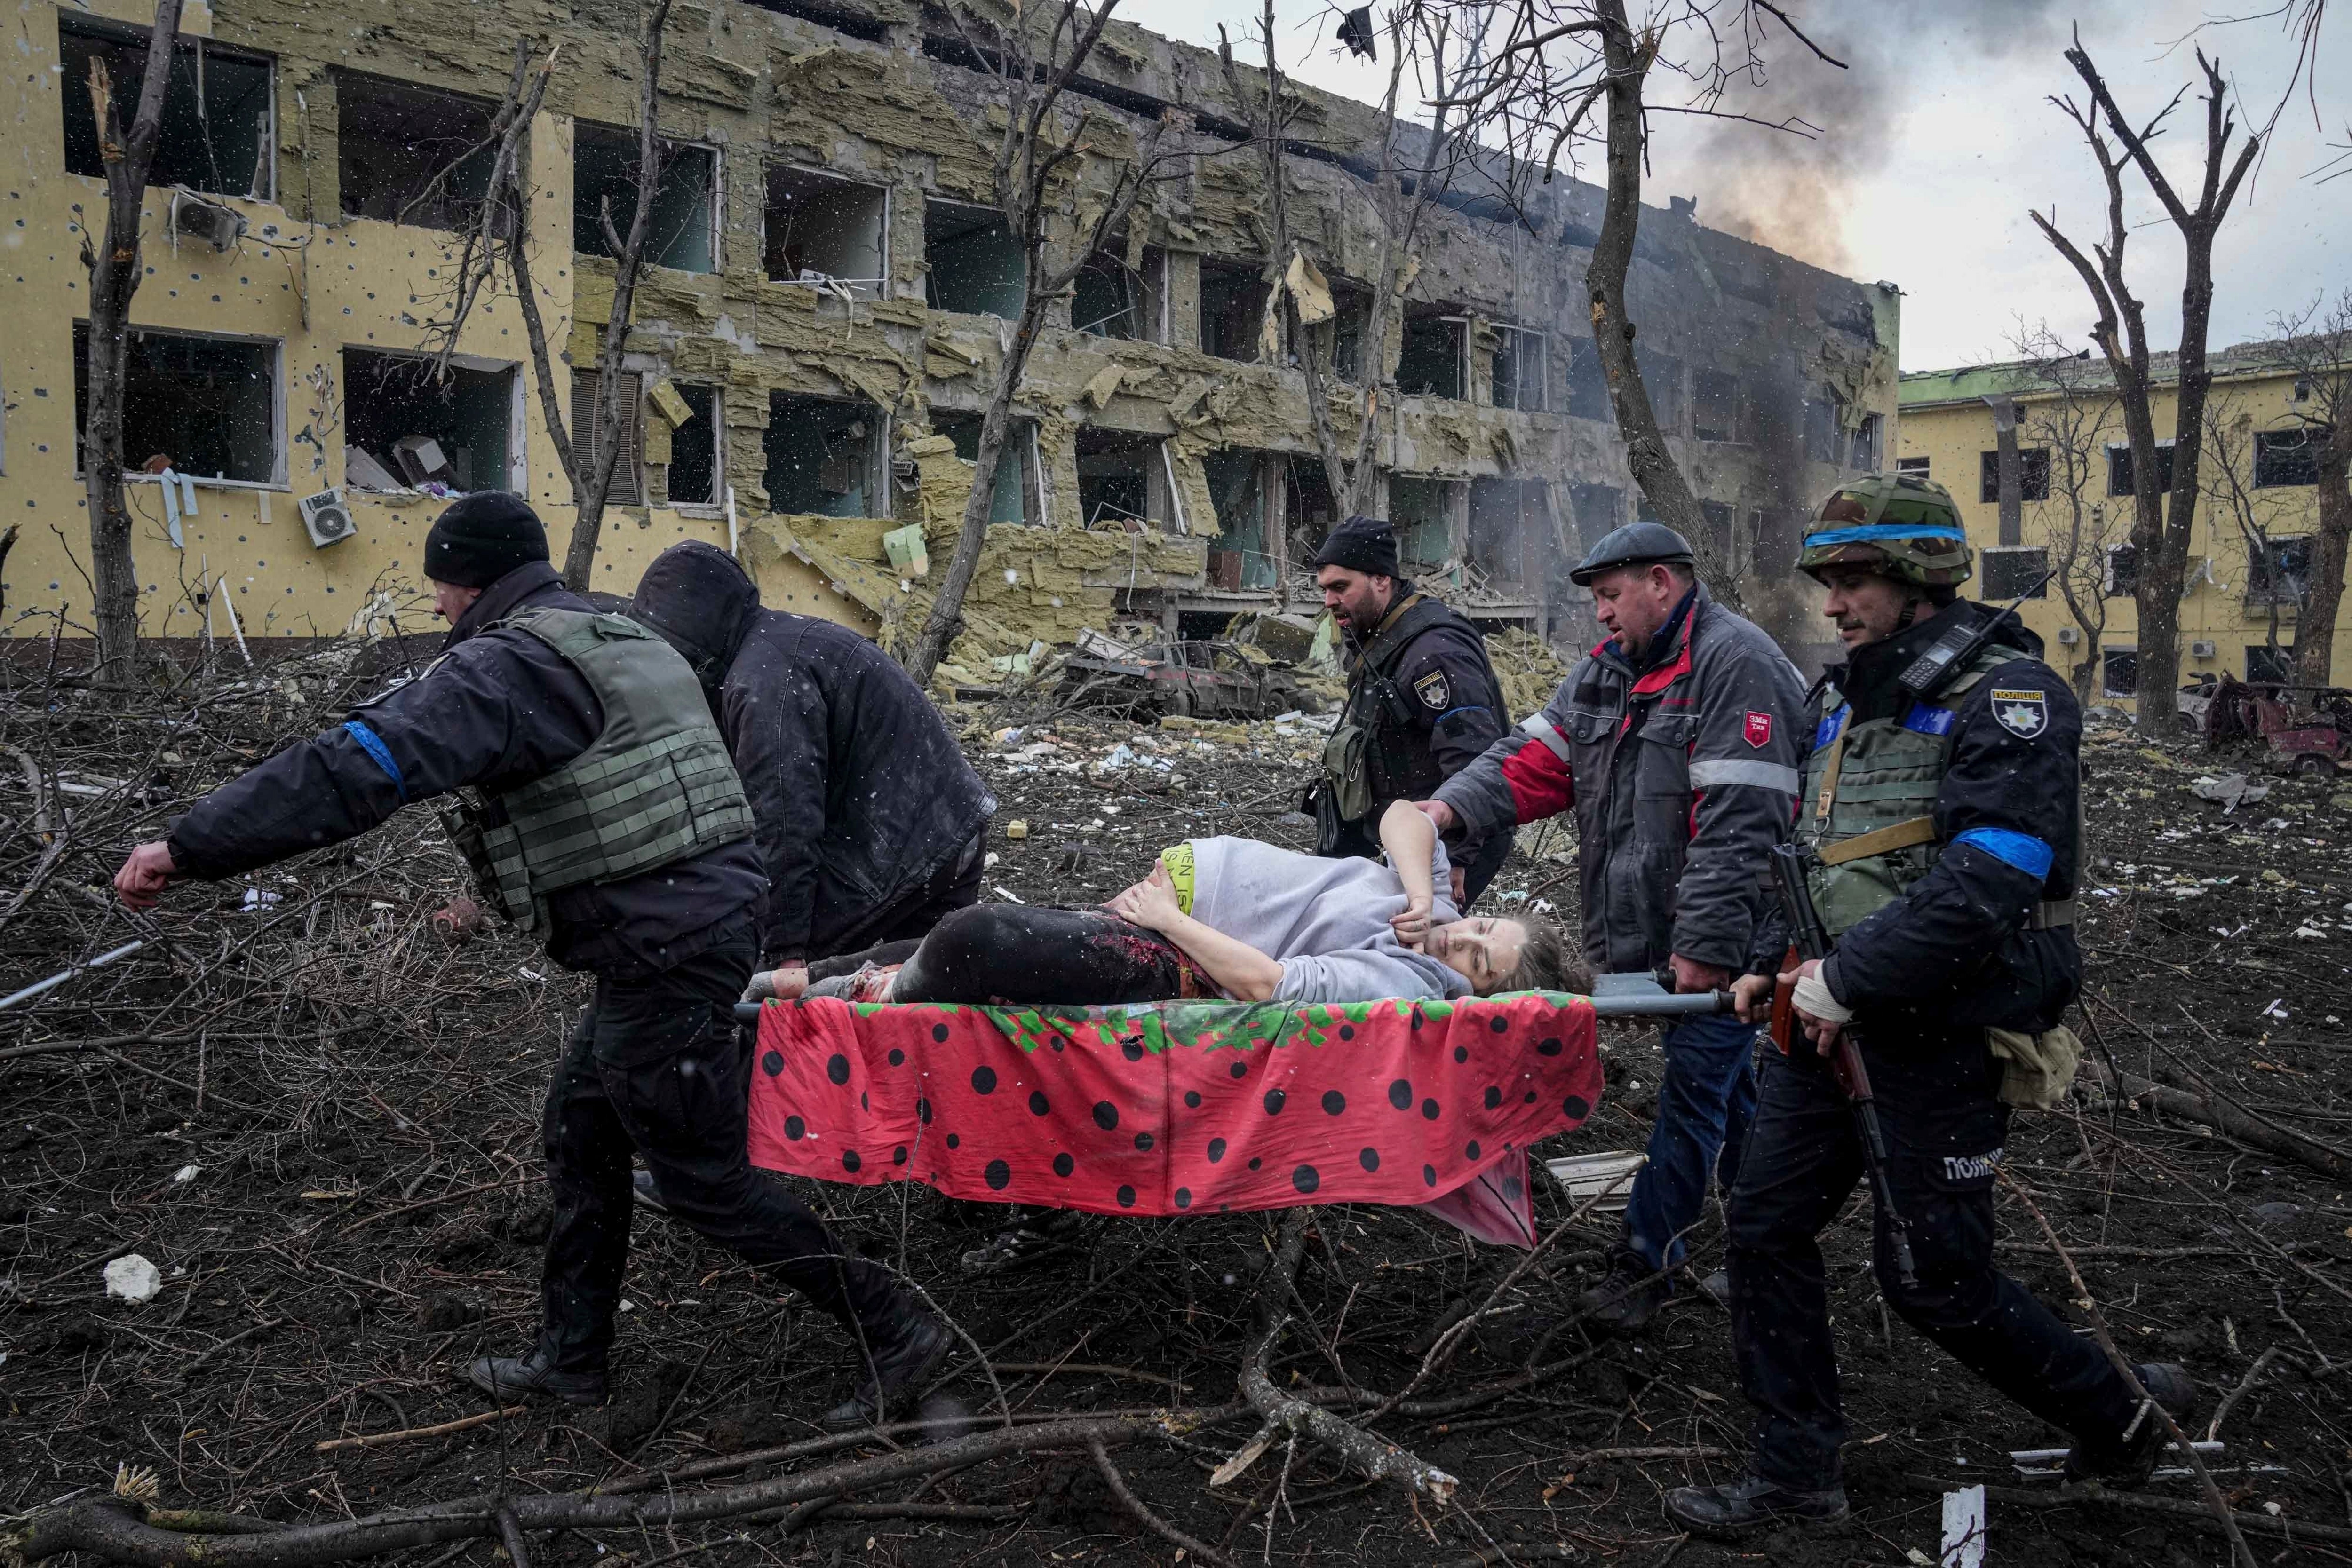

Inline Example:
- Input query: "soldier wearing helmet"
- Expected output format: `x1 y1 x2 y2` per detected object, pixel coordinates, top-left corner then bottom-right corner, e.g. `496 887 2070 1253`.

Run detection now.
1664 474 2195 1538
1419 517 1806 1332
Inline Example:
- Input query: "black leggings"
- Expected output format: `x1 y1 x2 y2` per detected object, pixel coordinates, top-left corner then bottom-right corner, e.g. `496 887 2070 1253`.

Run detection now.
816 904 1203 1005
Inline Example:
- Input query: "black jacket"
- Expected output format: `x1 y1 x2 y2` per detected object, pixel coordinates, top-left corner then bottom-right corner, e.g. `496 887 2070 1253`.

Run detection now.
1756 603 2083 1035
632 544 995 965
1345 589 1509 817
168 562 765 978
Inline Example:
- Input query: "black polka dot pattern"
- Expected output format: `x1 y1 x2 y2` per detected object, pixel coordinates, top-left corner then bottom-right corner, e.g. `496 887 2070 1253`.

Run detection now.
1053 1152 1074 1177
1359 1147 1380 1172
842 1149 861 1172
1029 1090 1051 1116
1321 1090 1346 1115
1389 1078 1413 1110
1483 1086 1502 1109
762 1051 785 1076
1263 1088 1286 1116
784 1115 805 1141
1292 1164 1319 1194
971 1065 996 1094
984 1158 1010 1190
826 1053 850 1085
1093 1100 1119 1131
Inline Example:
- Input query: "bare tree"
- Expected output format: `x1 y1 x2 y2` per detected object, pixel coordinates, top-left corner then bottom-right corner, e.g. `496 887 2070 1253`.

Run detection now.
561 0 679 591
2011 327 2127 700
2270 292 2352 686
76 0 189 670
1419 0 1848 612
901 0 1178 686
1219 2 1477 520
2034 36 2257 734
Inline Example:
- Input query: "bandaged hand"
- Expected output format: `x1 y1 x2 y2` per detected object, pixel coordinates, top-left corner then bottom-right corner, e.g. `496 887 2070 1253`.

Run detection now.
1778 958 1852 1053
742 966 812 1005
1108 859 1184 932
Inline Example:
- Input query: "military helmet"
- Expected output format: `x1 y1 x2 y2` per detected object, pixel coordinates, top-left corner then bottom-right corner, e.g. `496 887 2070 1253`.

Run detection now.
1570 520 1697 586
1796 473 1973 589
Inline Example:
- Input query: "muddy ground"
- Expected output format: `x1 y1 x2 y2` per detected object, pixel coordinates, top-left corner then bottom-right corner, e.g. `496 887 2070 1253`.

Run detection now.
4 650 2350 1568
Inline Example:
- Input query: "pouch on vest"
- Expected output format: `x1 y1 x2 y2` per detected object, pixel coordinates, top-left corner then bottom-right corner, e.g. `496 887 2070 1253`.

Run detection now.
1320 720 1378 824
1985 1024 2082 1109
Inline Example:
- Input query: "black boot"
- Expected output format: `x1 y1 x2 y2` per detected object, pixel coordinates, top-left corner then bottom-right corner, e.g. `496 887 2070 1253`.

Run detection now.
1575 1249 1672 1332
821 1290 953 1432
467 1348 607 1407
2063 1363 2201 1487
1663 1473 1850 1538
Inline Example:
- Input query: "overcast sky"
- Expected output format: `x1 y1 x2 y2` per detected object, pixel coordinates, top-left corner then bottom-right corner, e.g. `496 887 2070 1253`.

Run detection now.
1130 0 2351 372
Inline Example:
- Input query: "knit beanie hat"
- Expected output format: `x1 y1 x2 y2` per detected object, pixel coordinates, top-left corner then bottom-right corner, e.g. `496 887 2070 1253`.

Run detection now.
423 492 550 588
1311 514 1402 578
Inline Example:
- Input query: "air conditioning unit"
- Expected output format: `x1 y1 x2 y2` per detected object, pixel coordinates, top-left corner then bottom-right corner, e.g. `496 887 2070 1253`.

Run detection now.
2191 640 2217 659
172 193 247 253
2056 626 2081 645
297 487 357 548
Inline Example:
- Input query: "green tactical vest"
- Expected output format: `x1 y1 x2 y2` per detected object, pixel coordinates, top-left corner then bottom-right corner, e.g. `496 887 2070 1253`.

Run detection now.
440 608 754 935
1797 641 2075 939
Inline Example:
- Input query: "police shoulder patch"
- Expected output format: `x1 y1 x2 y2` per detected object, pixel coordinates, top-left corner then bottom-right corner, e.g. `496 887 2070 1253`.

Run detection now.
1414 669 1450 711
1990 688 2047 739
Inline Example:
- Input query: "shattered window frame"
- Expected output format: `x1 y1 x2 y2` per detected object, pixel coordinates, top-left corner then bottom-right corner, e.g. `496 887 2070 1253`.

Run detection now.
1494 326 1550 414
2245 643 2295 683
340 346 524 496
1201 450 1279 589
763 164 891 299
1896 454 1931 480
1979 544 2050 600
2245 533 2313 607
663 382 724 510
1388 473 1462 580
1073 425 1173 532
1397 310 1468 401
72 320 284 489
765 390 888 519
1073 244 1157 342
2106 440 2176 498
335 72 501 232
1198 256 1271 364
2254 428 2321 489
924 200 1028 319
57 16 276 203
1849 412 1883 471
2100 646 2137 698
1979 447 2051 503
936 411 1044 526
573 123 723 274
2103 541 2138 598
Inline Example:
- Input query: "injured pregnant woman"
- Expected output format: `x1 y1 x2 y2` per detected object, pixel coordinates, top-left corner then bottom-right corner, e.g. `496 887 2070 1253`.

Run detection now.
766 800 1578 1006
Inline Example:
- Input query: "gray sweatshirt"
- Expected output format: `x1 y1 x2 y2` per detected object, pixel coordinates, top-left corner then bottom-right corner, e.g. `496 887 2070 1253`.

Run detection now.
1185 837 1467 1004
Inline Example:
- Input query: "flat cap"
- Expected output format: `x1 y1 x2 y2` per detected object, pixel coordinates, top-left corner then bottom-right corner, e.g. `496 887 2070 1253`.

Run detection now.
1568 520 1696 586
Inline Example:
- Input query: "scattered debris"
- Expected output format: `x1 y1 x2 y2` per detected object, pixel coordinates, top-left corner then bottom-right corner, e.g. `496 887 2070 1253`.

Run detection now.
103 1254 162 1304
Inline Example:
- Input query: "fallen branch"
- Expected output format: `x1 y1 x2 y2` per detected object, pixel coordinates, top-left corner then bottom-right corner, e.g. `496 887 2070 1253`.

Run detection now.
1088 1438 1235 1568
316 1406 527 1454
2084 1040 2352 1182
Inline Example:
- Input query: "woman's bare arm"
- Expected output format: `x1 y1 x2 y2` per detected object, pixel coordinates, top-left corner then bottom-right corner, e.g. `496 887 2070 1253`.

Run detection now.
1106 860 1285 1002
1379 798 1437 950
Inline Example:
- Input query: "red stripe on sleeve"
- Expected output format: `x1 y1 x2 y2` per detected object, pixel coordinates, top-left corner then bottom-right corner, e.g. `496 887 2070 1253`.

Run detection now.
1500 735 1572 824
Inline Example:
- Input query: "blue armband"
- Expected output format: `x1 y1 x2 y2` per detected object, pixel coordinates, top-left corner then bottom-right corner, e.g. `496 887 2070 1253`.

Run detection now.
1952 826 2051 879
341 720 407 803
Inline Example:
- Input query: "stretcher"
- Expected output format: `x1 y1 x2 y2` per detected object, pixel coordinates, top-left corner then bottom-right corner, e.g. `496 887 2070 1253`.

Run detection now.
735 980 1733 1248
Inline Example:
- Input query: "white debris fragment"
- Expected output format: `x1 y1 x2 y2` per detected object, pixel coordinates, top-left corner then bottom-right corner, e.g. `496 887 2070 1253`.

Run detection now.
103 1254 162 1304
172 1164 200 1184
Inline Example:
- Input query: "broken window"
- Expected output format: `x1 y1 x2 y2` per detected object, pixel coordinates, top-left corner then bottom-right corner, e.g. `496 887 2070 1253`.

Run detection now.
766 392 883 517
1897 454 1931 479
570 367 644 507
1199 258 1269 363
1074 427 1168 529
1397 309 1466 400
1327 277 1372 383
2100 647 2137 697
936 412 1040 525
1073 245 1161 341
337 75 496 230
1979 545 2049 599
740 0 890 43
2104 542 2138 598
1631 348 1680 433
1494 327 1550 413
2247 534 2313 606
2106 441 2175 498
1202 451 1276 589
341 348 516 494
73 322 277 484
1979 448 2050 503
925 202 1025 317
1694 369 1743 443
1390 475 1460 578
1849 412 1883 471
661 383 721 508
2255 428 2320 488
575 126 717 273
59 18 273 200
1804 389 1844 465
2246 644 2295 683
1567 482 1621 550
765 166 888 297
1467 478 1548 602
1284 457 1335 565
1565 339 1611 421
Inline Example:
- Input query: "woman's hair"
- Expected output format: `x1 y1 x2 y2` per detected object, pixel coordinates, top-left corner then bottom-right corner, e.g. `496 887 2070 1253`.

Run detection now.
1483 914 1584 996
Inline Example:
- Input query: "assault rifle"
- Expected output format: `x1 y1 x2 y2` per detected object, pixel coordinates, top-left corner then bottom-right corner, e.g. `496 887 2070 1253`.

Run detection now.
1767 842 1918 1288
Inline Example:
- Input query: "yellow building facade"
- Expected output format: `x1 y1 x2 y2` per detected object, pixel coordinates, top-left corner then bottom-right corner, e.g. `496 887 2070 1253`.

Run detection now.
1898 342 2344 707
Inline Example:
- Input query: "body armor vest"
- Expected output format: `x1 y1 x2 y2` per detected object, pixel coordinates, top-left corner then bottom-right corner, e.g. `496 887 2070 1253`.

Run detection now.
442 608 754 934
1797 641 2074 939
1321 594 1480 823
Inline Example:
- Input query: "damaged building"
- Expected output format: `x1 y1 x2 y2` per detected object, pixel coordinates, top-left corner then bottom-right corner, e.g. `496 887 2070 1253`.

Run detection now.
0 0 1897 679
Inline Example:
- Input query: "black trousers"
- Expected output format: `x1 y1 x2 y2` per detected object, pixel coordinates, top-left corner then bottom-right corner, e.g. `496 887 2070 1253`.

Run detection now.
539 934 892 1372
815 905 1201 1005
1725 1032 2137 1489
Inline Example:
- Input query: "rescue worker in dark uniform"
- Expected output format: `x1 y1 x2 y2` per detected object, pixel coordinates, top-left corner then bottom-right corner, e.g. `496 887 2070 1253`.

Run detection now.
1423 521 1806 1329
112 496 949 1431
629 542 995 1002
1308 514 1514 904
1664 475 2195 1536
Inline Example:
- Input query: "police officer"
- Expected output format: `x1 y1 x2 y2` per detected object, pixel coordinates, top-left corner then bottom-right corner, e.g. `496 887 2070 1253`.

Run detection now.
629 542 995 1001
112 496 948 1431
1664 475 2194 1536
1309 514 1514 903
1422 521 1805 1329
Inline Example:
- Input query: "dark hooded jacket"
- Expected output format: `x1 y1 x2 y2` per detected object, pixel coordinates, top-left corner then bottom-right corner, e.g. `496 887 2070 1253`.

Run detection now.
167 561 765 977
631 543 995 966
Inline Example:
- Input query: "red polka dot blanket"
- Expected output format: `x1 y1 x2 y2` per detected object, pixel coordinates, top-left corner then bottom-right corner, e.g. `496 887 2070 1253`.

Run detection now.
744 992 1602 1247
